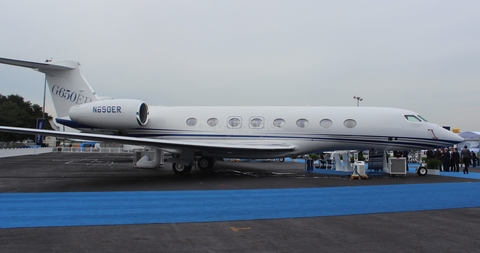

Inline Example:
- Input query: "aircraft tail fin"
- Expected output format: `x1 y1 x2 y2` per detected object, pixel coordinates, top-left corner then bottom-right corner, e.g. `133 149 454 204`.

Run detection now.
0 57 99 117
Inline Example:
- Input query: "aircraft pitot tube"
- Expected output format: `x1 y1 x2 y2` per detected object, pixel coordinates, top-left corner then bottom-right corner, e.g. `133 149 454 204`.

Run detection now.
69 99 149 129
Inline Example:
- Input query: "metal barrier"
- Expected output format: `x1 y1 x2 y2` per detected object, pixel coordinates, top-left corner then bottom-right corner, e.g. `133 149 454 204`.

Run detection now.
0 147 54 158
52 147 134 153
0 147 135 158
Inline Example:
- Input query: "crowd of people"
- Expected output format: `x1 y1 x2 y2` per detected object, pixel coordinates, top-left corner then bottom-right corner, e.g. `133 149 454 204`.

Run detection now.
425 146 478 174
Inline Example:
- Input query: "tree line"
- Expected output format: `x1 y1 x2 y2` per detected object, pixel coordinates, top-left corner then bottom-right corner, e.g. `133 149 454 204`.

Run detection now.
0 94 52 142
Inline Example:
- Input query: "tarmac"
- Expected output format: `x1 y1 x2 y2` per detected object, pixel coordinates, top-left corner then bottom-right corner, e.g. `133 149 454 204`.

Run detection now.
1 152 480 253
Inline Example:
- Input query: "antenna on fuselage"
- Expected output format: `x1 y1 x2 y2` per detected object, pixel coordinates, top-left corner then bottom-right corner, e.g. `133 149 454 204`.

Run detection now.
353 95 363 107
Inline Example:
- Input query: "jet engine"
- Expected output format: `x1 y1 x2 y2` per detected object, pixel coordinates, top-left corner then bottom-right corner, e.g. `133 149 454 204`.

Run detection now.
69 99 149 129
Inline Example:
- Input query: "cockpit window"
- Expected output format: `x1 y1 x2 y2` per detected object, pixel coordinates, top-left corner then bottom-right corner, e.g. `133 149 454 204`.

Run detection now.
404 115 422 122
417 115 428 122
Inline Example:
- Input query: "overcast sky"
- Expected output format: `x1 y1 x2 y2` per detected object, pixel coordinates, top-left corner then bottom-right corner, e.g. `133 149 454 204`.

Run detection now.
0 0 479 131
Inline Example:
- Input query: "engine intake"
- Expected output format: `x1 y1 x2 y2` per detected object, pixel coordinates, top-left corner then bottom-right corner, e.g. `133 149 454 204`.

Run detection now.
69 99 149 129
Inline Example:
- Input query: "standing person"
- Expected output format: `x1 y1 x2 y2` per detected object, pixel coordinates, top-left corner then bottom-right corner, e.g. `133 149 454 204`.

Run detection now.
442 148 451 172
461 146 471 174
452 148 460 172
449 148 455 170
434 149 442 170
426 149 434 161
471 151 477 168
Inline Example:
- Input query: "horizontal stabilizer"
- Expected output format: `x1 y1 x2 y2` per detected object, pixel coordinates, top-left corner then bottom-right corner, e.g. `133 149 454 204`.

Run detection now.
0 57 74 71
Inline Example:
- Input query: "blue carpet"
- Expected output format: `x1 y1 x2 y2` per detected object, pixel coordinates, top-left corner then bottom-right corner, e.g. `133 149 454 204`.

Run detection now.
2 182 480 229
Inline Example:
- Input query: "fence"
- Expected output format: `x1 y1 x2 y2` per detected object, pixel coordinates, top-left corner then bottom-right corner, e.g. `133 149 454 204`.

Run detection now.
0 147 54 158
0 147 135 158
52 147 134 153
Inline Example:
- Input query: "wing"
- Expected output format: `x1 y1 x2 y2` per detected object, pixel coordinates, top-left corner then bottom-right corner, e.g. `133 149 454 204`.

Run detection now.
0 126 296 156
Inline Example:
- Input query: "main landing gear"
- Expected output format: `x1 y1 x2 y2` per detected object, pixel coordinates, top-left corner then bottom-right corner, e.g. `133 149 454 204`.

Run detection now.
197 157 216 170
172 163 192 174
171 157 216 174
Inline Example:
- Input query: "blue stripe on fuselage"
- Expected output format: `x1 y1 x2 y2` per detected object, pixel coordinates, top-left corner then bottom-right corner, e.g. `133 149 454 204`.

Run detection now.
54 122 457 148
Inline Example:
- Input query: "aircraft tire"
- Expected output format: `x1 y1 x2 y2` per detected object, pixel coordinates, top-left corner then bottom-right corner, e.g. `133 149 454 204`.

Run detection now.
197 157 215 170
172 163 192 174
417 166 427 176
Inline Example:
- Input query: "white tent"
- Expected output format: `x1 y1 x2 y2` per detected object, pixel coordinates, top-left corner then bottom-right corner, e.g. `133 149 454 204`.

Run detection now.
459 131 480 140
457 132 480 153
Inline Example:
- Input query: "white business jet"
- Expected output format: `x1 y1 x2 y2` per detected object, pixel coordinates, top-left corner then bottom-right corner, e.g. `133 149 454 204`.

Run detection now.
0 57 463 174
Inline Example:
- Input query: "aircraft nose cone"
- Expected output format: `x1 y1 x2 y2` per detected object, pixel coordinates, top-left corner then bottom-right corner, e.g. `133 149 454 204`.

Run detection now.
453 133 464 143
433 125 463 145
441 128 464 144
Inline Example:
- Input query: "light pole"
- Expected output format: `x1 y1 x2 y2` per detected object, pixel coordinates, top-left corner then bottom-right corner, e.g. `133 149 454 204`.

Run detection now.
353 95 363 107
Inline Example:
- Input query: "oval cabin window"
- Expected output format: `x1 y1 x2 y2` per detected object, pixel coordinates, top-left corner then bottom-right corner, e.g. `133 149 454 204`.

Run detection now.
228 117 241 128
273 118 286 127
207 118 219 127
320 119 333 128
296 119 309 128
250 117 263 128
186 117 197 126
343 119 357 128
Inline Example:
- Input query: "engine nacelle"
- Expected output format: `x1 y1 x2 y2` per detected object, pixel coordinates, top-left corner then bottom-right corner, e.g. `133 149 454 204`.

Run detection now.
69 99 149 129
